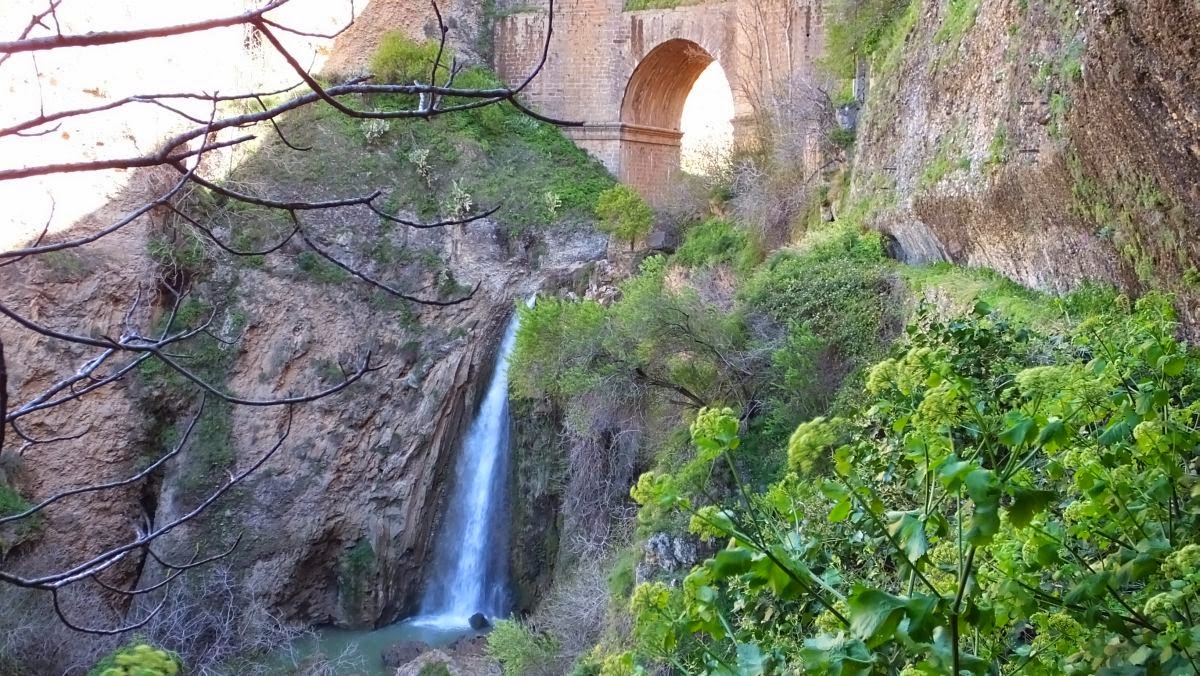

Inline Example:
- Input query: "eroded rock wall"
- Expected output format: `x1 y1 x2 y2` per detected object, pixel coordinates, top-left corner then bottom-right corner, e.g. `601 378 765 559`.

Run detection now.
851 0 1199 325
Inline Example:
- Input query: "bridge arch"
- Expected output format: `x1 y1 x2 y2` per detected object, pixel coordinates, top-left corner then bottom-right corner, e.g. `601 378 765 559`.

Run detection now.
621 38 716 131
615 38 736 200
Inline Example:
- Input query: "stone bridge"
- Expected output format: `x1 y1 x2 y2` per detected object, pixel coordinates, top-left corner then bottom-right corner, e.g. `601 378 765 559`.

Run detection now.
495 0 826 200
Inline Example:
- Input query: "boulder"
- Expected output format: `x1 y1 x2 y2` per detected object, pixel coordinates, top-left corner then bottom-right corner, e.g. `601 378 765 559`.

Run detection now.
381 640 426 669
468 612 491 631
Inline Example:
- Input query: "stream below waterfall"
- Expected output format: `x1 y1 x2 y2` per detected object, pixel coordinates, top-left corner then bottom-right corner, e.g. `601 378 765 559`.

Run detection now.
283 303 526 674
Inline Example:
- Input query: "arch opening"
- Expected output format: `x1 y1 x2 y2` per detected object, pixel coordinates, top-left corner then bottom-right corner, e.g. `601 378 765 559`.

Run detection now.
680 61 735 176
620 39 734 181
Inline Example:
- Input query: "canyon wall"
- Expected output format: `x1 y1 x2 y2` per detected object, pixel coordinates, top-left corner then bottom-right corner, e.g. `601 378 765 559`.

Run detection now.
851 0 1200 327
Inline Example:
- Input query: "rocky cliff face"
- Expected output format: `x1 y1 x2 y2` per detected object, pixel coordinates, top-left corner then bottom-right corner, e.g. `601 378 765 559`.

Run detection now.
0 0 611 644
852 0 1199 327
138 219 607 628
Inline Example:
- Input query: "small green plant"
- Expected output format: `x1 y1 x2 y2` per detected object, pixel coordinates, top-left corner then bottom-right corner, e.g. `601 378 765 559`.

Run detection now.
542 190 563 219
674 218 749 269
148 225 207 278
607 548 638 600
829 126 856 149
985 126 1008 170
407 147 433 186
418 662 452 676
486 620 559 676
594 185 653 249
934 0 981 44
360 118 391 143
88 642 180 676
370 33 446 85
443 179 473 218
40 250 91 282
339 538 375 611
295 250 348 284
1049 93 1071 138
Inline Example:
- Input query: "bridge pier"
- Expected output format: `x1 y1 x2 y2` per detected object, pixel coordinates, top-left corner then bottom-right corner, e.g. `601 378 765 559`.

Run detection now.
566 124 683 204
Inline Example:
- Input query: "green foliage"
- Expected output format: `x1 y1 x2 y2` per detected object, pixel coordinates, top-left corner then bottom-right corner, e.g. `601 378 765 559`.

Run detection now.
985 126 1008 170
148 225 206 278
295 250 349 284
0 481 41 556
419 662 452 676
338 538 375 612
829 127 856 150
0 483 29 519
608 548 639 600
370 32 446 85
486 620 559 676
821 0 915 77
595 185 653 248
934 0 981 44
618 293 1200 674
40 250 92 282
674 219 749 270
88 643 180 676
741 229 893 448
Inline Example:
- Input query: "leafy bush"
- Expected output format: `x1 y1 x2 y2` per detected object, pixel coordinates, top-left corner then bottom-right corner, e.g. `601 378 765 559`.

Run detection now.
619 293 1200 673
674 219 748 269
370 32 446 85
595 185 653 249
88 642 180 676
741 229 893 448
821 0 914 76
486 620 559 676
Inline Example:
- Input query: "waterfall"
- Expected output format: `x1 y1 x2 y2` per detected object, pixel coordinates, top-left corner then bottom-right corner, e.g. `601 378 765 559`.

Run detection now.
417 302 526 625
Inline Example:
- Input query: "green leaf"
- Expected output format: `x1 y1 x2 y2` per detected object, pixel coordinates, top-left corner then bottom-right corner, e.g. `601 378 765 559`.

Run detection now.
1035 417 1068 451
936 455 975 492
847 587 908 648
736 643 766 675
1099 418 1133 446
999 411 1036 448
711 547 754 578
828 498 852 523
1157 353 1186 377
887 511 929 563
965 469 1001 546
1006 486 1056 528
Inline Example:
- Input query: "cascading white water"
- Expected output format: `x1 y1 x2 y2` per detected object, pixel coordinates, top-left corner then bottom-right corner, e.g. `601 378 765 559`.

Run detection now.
416 302 526 626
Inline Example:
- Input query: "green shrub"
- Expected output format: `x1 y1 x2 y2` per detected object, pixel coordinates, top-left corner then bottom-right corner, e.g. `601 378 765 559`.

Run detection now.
370 32 446 85
419 661 452 676
0 483 29 519
88 642 180 676
934 0 981 44
820 0 914 76
618 292 1200 674
674 218 748 269
486 620 559 676
595 185 653 249
607 548 638 600
829 126 856 149
296 250 349 284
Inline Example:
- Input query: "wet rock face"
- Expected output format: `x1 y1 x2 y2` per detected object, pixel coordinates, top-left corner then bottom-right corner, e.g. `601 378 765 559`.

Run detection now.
852 0 1200 328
